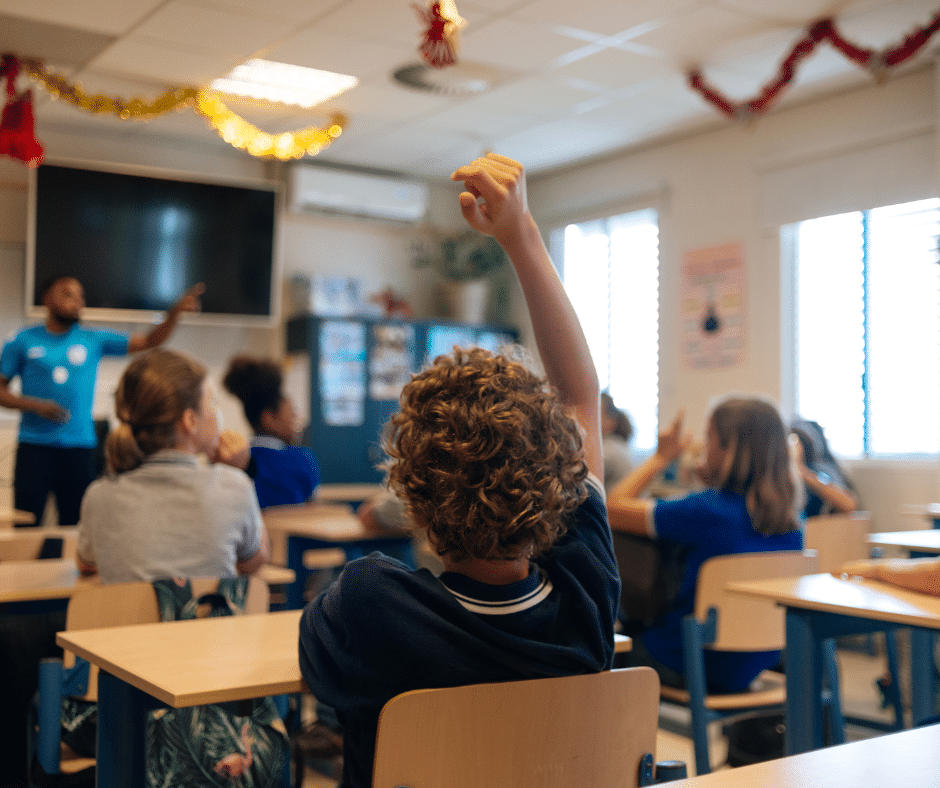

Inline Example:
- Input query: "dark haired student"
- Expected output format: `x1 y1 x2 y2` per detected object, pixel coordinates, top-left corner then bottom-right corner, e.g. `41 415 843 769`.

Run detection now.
0 276 203 528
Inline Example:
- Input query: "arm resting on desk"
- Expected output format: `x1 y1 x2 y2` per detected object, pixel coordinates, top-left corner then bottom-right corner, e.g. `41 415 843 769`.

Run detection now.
841 557 940 596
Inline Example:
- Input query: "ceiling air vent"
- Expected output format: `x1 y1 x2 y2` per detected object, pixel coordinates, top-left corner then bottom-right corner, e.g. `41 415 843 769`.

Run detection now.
392 61 508 96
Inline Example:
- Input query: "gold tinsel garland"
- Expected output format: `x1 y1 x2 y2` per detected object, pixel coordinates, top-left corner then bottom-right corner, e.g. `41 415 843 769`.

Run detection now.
16 56 346 160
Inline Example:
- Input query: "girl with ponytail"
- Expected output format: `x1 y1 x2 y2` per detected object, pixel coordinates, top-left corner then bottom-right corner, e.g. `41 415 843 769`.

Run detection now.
77 349 269 583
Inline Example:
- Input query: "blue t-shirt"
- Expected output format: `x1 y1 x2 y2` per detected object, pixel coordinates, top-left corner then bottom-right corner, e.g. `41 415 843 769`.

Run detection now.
0 324 129 447
299 477 619 788
642 489 802 693
249 437 321 509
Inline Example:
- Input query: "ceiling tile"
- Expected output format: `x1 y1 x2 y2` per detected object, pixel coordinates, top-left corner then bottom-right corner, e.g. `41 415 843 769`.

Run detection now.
630 4 777 65
0 14 115 68
460 17 593 70
318 0 432 47
837 0 940 49
553 46 674 91
264 29 407 81
90 38 243 85
129 2 298 56
0 0 160 35
509 0 702 38
212 0 343 24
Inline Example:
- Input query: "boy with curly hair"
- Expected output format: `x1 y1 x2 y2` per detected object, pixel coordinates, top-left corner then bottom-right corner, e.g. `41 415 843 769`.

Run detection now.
298 154 620 788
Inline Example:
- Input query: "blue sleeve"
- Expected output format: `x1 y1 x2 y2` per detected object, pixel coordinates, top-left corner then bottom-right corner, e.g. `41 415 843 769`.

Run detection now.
301 448 321 490
98 331 129 357
0 333 23 381
653 493 726 547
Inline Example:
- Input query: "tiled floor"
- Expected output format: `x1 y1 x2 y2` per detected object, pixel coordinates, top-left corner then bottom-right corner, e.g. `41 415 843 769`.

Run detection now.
299 639 909 786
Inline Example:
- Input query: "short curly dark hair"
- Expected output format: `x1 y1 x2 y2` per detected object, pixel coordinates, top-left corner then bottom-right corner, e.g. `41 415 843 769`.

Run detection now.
384 347 589 562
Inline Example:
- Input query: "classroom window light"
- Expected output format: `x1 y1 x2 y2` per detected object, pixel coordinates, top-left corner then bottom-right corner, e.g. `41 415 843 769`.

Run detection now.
209 60 358 108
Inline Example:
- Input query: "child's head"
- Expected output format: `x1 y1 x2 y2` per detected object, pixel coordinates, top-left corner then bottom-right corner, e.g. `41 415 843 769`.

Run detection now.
107 349 212 473
222 355 299 444
600 392 633 442
384 346 589 562
698 395 798 536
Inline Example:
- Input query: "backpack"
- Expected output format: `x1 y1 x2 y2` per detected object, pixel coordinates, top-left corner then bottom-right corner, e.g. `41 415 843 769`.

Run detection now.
146 577 289 788
58 578 289 788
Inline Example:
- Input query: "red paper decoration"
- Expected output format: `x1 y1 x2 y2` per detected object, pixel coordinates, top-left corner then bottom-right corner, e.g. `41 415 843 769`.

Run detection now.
412 1 463 68
0 55 44 167
688 11 940 121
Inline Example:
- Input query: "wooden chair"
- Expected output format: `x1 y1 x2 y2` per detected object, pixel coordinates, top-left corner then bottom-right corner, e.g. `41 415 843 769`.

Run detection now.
0 529 78 562
30 577 270 783
659 550 822 775
803 512 905 731
372 667 667 788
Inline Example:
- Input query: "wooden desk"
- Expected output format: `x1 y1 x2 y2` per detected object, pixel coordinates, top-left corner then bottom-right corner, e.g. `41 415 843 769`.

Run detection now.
316 483 384 504
658 723 940 787
869 529 940 555
57 610 305 788
900 503 940 528
263 504 413 609
728 574 940 754
0 508 37 527
614 633 632 653
0 558 83 607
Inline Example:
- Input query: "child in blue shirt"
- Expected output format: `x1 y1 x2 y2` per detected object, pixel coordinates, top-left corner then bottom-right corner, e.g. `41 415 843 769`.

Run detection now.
608 396 803 693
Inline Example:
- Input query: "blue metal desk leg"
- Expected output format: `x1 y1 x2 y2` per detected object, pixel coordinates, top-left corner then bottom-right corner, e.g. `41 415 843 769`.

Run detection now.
285 535 310 611
910 629 937 726
785 608 826 755
96 670 150 788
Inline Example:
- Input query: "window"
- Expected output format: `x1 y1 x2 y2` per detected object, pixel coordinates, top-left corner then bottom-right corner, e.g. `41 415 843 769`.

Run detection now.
555 209 659 451
790 197 940 457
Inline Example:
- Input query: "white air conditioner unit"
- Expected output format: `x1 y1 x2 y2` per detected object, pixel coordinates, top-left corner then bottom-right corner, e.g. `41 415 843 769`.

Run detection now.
289 164 429 222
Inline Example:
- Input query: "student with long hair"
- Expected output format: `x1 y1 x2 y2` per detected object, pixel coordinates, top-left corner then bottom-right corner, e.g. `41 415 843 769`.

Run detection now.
607 395 803 692
76 349 269 582
222 355 320 508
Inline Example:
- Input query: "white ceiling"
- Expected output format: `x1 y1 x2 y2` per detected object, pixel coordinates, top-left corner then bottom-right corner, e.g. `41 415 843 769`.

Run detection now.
0 0 938 180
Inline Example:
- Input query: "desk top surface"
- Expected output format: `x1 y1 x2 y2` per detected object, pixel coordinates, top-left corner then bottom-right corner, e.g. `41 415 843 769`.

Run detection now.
0 558 84 602
316 483 384 503
0 509 37 525
57 609 307 707
900 503 940 519
727 573 940 629
659 724 940 787
869 530 940 553
263 503 407 542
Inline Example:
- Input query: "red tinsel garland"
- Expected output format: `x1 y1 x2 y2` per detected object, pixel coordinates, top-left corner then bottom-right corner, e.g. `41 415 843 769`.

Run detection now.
0 54 44 167
689 10 940 120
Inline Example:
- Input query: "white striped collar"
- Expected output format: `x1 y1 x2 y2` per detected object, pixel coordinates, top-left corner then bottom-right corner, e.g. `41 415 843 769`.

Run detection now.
439 568 554 616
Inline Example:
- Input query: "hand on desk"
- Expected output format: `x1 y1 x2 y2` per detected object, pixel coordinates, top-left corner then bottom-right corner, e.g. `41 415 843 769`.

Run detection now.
838 556 940 596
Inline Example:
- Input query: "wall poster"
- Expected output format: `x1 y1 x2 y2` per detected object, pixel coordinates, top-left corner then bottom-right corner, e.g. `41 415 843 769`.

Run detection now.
681 242 746 369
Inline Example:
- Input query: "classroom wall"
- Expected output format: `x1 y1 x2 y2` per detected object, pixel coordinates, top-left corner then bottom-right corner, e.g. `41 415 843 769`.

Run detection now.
526 64 940 533
0 67 937 530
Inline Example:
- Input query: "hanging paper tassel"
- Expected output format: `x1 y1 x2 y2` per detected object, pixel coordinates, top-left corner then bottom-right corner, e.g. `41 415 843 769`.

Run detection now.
412 0 465 69
0 55 44 167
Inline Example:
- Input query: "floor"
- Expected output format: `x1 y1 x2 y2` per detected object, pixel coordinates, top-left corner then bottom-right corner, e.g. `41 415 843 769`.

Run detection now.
299 637 908 785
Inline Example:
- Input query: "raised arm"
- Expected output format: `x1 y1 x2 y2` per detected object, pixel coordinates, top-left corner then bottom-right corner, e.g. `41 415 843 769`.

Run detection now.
128 283 205 353
840 556 940 596
607 411 691 535
450 154 601 478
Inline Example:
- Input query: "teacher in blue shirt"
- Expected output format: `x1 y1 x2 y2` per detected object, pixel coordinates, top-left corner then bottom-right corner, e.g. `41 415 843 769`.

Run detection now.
0 275 202 527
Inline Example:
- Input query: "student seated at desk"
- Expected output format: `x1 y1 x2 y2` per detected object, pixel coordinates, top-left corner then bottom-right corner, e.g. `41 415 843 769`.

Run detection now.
77 349 269 582
222 355 321 509
607 396 803 693
298 154 620 788
791 417 859 517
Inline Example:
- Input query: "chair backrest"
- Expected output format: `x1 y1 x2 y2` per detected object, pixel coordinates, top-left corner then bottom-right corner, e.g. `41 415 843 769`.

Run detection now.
694 550 819 652
802 512 871 574
63 576 270 699
372 667 660 788
0 530 78 561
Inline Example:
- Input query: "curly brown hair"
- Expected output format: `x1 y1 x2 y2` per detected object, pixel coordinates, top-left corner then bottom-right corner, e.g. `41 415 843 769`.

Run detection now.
384 347 589 562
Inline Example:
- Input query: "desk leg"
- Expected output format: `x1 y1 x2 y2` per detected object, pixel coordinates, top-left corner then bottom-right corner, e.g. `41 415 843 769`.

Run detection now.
96 671 149 788
285 535 307 611
785 608 825 755
910 629 937 726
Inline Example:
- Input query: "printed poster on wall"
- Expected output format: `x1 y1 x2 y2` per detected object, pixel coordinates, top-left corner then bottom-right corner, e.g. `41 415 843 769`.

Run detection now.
681 242 746 369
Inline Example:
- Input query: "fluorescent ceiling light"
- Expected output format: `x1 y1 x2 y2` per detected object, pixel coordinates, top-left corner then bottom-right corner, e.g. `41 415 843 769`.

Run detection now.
209 59 358 108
